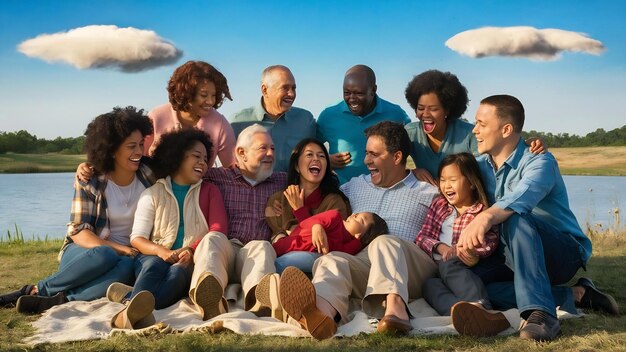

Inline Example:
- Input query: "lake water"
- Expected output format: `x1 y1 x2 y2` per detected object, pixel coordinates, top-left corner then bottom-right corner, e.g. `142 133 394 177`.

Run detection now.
0 173 624 240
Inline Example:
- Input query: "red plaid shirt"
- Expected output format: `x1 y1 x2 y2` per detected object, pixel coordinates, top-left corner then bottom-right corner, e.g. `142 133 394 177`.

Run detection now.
415 195 498 258
205 167 287 244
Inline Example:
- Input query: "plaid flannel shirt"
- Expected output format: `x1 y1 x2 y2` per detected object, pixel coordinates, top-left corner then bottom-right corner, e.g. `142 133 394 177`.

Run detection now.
415 195 498 258
59 162 155 259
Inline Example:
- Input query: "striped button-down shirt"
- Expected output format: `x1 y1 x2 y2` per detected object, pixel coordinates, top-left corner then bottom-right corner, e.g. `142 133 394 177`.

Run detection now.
205 167 287 244
340 172 438 243
415 195 499 258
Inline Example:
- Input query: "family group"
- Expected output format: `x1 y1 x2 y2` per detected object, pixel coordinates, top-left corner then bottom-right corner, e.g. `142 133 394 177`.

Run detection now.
1 61 619 343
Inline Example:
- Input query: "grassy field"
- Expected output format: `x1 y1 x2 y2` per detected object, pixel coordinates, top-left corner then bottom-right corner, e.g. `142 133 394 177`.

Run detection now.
1 231 624 351
0 153 86 173
1 146 626 175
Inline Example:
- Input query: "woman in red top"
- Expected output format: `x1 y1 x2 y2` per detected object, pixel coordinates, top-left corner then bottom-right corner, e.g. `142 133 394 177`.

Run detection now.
265 138 351 274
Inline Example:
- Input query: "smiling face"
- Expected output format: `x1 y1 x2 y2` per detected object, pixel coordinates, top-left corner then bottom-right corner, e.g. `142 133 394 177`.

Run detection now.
238 132 275 182
172 141 208 185
439 163 474 211
262 68 296 117
188 81 217 116
113 129 144 175
472 103 507 157
343 212 375 238
416 92 448 140
296 142 327 186
343 74 376 117
364 135 404 188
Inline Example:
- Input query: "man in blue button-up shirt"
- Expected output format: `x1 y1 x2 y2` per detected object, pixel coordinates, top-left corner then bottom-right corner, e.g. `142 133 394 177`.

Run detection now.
450 95 617 341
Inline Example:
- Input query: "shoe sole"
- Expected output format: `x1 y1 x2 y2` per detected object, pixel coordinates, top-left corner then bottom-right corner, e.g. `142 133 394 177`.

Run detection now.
256 273 283 321
194 272 224 321
106 282 133 303
451 302 510 337
279 266 336 340
112 290 155 329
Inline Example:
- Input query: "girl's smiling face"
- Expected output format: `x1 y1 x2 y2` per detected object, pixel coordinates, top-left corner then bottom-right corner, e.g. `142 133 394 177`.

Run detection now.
439 163 474 210
172 141 208 185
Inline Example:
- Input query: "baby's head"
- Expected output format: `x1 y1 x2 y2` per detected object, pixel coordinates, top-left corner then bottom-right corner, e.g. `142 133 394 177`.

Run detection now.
344 212 389 247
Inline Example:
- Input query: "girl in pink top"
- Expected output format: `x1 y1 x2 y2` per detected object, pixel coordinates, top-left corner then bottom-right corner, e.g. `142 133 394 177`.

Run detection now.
145 60 236 167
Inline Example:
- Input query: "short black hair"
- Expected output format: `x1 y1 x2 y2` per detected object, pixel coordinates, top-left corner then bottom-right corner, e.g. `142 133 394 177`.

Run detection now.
359 213 389 247
364 121 411 164
84 106 153 174
405 70 469 120
480 94 525 133
151 129 213 179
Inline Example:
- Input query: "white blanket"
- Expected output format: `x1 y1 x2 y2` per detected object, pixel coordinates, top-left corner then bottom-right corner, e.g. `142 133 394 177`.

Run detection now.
24 293 581 346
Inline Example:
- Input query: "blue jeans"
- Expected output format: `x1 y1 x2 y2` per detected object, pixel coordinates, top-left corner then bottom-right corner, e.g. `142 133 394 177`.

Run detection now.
473 213 584 317
132 254 191 309
37 243 134 301
275 251 320 275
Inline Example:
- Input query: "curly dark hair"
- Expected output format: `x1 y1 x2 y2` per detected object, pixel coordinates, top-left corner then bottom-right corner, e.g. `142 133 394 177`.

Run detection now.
358 213 389 247
364 121 411 165
151 129 213 180
83 106 153 174
404 70 469 120
167 60 232 111
287 138 349 204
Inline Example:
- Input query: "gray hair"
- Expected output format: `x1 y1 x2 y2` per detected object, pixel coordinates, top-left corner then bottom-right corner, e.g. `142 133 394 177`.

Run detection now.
235 124 269 161
261 65 292 86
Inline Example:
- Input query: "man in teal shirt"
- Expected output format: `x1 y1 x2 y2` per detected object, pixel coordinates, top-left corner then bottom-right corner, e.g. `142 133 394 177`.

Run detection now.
230 65 316 172
316 65 410 184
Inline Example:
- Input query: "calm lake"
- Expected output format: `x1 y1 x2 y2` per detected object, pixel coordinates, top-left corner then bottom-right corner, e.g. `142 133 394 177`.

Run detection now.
0 173 624 240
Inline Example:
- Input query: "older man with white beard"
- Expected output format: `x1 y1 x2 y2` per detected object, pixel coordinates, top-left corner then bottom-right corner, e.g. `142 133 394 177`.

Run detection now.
195 124 287 318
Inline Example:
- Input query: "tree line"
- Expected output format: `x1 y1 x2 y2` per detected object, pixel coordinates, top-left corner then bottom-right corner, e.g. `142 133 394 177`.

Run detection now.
1 124 625 155
0 130 84 154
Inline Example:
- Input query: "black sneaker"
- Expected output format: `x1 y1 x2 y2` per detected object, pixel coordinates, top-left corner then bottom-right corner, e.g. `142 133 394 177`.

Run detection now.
0 285 35 307
574 277 620 316
16 292 68 314
519 310 561 341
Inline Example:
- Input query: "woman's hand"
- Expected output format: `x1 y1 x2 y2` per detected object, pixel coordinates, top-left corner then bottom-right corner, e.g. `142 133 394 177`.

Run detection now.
156 246 179 264
119 245 138 257
176 247 194 267
311 224 329 254
526 137 547 154
283 185 305 211
265 200 283 217
76 162 94 183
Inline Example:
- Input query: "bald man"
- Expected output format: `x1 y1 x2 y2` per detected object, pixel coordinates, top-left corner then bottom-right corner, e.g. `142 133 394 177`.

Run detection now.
230 65 316 172
316 65 410 183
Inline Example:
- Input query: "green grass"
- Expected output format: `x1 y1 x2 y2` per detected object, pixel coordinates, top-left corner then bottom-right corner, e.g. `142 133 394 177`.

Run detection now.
0 153 86 173
1 232 625 351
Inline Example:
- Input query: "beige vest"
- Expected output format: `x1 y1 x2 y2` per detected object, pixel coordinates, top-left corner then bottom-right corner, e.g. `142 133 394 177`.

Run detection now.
146 177 209 249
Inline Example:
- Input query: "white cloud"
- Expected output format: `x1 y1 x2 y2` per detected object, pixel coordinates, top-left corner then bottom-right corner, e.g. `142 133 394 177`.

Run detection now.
445 26 604 61
17 25 182 72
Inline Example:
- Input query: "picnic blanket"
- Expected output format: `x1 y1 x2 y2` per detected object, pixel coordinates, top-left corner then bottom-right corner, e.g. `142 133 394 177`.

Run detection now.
24 285 581 346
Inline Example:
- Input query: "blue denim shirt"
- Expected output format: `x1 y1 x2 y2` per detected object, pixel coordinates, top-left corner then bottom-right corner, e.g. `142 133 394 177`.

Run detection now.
477 138 592 262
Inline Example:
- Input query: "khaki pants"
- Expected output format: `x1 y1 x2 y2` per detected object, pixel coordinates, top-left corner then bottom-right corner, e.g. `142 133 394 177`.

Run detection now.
312 235 436 320
190 231 276 310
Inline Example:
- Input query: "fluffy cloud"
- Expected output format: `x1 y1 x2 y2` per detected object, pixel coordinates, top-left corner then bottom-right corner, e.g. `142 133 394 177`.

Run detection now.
445 26 604 61
17 25 182 72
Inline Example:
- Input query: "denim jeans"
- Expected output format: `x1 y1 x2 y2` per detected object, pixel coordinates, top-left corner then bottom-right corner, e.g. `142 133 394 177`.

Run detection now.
37 243 134 301
132 254 192 309
473 213 584 317
275 251 321 275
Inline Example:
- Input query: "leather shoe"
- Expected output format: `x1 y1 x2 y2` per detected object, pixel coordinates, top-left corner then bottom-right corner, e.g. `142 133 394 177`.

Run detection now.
574 277 619 316
377 315 412 335
451 301 510 337
519 310 561 342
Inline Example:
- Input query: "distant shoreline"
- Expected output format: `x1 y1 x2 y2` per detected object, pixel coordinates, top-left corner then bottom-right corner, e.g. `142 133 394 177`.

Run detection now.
1 146 626 176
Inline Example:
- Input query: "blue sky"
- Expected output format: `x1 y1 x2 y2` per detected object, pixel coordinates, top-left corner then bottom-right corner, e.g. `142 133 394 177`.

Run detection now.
1 0 625 139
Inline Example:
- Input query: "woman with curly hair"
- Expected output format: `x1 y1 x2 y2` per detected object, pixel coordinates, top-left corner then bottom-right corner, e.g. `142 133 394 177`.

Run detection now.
0 107 156 314
145 60 236 167
405 70 544 184
106 129 229 329
264 138 351 275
